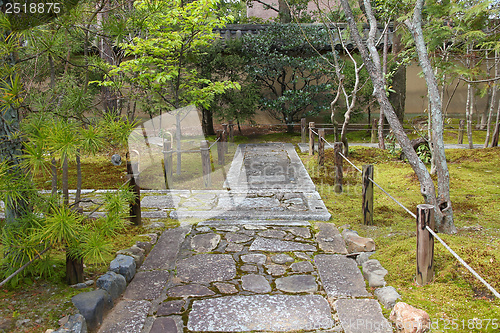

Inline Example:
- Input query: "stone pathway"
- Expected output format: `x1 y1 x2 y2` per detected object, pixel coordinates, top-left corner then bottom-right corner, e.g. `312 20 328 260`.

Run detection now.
97 143 393 333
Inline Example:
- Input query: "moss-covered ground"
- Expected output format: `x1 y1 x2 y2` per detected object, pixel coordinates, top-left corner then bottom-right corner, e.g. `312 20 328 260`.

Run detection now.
301 146 500 332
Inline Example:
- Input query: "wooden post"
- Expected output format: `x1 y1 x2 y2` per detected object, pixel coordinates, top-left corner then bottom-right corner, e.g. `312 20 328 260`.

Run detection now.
309 122 315 156
458 119 465 144
222 123 228 153
228 121 234 143
416 204 435 286
318 128 325 166
334 142 343 193
162 140 172 189
217 130 224 165
301 118 307 143
371 118 378 143
127 160 141 225
362 165 374 225
201 140 211 187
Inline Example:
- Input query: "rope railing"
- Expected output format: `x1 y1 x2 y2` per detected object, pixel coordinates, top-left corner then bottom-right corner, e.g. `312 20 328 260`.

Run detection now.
309 126 499 298
209 137 220 149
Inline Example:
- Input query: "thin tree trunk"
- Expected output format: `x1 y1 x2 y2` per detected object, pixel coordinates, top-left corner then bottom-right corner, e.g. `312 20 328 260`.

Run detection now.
405 0 456 234
466 83 474 149
378 22 389 150
62 156 69 206
491 100 500 147
51 156 57 197
74 151 82 209
485 50 498 148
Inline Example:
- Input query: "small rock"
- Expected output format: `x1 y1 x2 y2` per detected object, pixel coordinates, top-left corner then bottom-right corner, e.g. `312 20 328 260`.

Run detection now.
84 280 94 287
342 229 376 253
58 316 69 327
136 241 152 254
117 245 145 269
271 254 294 264
243 224 267 230
225 243 243 252
257 229 286 239
54 314 87 333
214 282 238 294
109 254 136 282
216 226 240 232
156 300 185 316
286 227 311 238
362 259 388 287
16 318 31 327
290 261 314 273
375 286 401 309
241 274 271 293
191 233 221 252
72 290 112 331
264 264 287 276
241 264 258 273
294 252 311 260
45 330 55 333
241 253 267 265
70 283 88 289
275 275 317 293
390 302 431 333
96 271 127 301
196 226 212 232
147 222 165 230
356 251 375 266
225 232 252 243
139 233 158 244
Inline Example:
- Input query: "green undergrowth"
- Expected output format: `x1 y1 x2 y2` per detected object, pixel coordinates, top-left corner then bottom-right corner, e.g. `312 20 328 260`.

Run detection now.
302 146 500 332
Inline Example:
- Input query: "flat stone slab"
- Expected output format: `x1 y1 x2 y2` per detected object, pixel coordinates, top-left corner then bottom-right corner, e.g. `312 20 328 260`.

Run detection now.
123 270 169 300
187 295 334 331
241 253 267 265
156 300 185 316
150 317 178 333
97 300 151 333
316 222 348 254
257 229 286 239
225 232 253 243
176 254 236 283
275 275 317 293
214 282 238 294
241 274 271 293
335 299 393 333
250 237 316 252
140 226 191 271
191 233 221 252
167 284 215 298
286 227 311 238
271 253 294 264
198 220 311 226
290 261 314 273
315 254 370 298
141 195 180 209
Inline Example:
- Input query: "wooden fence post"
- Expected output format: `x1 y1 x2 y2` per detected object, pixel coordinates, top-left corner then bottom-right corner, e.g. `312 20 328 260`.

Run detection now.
222 124 228 153
201 140 211 187
362 164 374 225
458 119 465 144
228 121 234 143
334 142 343 193
162 139 173 189
301 118 307 143
217 130 225 165
371 118 378 143
318 128 325 166
309 122 315 156
416 204 435 286
127 159 141 225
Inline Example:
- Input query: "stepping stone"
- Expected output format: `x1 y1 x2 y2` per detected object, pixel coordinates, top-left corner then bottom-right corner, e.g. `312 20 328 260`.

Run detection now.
214 282 238 294
241 253 267 265
275 275 317 293
140 226 191 271
315 254 370 298
265 264 287 276
225 243 243 252
335 299 392 333
187 295 334 331
141 195 180 209
316 222 348 254
216 226 240 232
167 284 215 298
156 300 185 316
241 274 271 293
243 224 267 230
294 252 311 260
190 233 221 252
176 254 236 283
257 229 286 239
97 300 151 333
123 270 169 300
150 317 178 333
271 254 294 264
290 261 314 273
225 232 253 243
196 226 212 232
241 264 258 273
286 227 311 238
250 237 316 252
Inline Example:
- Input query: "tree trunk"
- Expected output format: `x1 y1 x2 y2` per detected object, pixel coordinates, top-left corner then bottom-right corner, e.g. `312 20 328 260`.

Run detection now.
51 156 57 197
201 106 215 136
75 151 82 209
278 0 291 23
66 252 84 285
340 0 456 233
62 156 69 206
485 50 498 148
405 0 456 234
466 83 474 149
176 114 182 175
390 22 406 123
